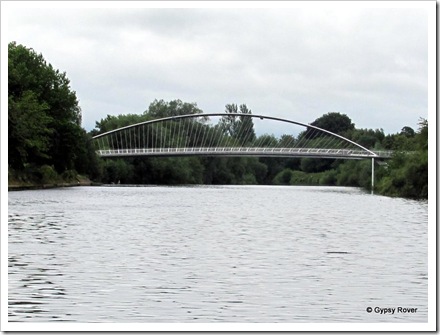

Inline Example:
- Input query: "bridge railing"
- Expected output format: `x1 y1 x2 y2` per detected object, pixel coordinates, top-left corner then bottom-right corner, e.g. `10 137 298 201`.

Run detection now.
97 147 394 158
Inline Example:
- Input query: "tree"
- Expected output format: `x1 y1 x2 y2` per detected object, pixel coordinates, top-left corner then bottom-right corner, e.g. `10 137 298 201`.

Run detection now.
279 134 296 147
416 118 428 150
238 104 256 144
375 118 428 199
219 103 240 138
8 42 84 173
347 128 385 149
303 112 355 139
145 99 203 118
8 92 53 169
400 126 415 138
256 134 278 147
219 103 256 145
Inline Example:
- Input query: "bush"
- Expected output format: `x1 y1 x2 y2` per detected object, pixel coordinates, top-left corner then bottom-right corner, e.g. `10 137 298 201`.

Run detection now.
242 173 257 185
62 169 78 182
273 168 293 185
375 150 428 199
38 165 59 184
319 170 337 185
289 170 309 185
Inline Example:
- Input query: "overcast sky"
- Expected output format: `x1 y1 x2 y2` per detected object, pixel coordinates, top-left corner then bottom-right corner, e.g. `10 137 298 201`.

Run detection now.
3 2 434 135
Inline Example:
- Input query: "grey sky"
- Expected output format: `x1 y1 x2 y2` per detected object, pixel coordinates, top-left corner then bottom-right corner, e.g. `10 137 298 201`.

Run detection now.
4 2 433 135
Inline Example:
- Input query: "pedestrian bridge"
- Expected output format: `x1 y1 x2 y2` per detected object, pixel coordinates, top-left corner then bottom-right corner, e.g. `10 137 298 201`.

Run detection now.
92 113 393 160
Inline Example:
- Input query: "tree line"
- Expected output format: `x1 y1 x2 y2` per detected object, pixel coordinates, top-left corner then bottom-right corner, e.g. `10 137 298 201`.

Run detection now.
92 103 428 199
8 42 100 184
8 42 428 199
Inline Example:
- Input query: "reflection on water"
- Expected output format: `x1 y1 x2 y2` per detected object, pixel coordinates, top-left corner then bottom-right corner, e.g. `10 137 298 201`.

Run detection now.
8 186 428 323
8 252 69 321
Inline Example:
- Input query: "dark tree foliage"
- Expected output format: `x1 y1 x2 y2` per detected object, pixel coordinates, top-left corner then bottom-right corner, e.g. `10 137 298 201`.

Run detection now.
8 92 52 169
8 42 84 172
94 113 148 136
145 99 203 118
8 42 99 179
302 112 355 139
400 126 415 138
375 119 428 199
345 128 385 149
237 104 256 144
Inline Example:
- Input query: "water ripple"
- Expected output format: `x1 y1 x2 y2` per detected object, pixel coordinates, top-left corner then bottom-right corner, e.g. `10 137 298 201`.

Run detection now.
8 186 428 323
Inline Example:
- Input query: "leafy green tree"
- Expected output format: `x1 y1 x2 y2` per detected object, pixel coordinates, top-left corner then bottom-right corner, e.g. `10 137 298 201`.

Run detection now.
259 157 286 183
273 168 293 185
145 99 203 118
279 134 296 147
319 170 337 185
74 130 103 180
295 112 356 174
238 104 256 144
300 158 333 173
219 104 239 138
375 118 428 198
302 112 355 139
346 128 385 149
382 133 417 151
400 126 415 138
8 42 85 173
102 159 134 184
416 118 428 150
219 103 256 145
247 158 268 184
94 114 148 135
202 157 235 184
8 92 52 169
255 134 278 147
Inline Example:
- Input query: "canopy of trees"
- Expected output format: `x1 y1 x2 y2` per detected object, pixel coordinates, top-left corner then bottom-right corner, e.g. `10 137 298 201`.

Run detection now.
8 42 99 182
93 104 428 199
374 119 428 198
301 112 355 140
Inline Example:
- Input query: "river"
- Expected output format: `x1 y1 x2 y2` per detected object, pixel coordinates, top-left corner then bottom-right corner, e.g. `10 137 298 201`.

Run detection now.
8 185 428 325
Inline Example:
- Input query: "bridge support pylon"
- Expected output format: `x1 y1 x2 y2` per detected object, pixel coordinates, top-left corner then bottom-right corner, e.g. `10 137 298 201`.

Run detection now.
371 157 375 194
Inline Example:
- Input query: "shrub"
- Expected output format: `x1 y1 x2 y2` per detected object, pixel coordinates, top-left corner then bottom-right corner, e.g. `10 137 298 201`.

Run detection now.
38 165 59 184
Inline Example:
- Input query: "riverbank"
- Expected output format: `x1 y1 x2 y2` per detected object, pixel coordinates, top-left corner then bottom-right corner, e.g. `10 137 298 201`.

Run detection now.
8 170 101 191
8 180 102 191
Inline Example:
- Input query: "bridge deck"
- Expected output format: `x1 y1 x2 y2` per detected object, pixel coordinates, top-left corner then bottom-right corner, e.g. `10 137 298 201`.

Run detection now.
97 147 393 159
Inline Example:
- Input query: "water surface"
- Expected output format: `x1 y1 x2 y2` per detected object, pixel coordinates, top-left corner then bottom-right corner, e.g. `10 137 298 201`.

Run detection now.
8 185 428 323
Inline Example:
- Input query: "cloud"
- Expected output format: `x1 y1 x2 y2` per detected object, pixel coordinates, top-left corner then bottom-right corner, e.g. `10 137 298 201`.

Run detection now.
4 4 430 135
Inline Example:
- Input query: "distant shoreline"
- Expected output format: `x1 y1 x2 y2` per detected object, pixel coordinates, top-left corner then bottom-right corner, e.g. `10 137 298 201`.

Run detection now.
8 180 102 191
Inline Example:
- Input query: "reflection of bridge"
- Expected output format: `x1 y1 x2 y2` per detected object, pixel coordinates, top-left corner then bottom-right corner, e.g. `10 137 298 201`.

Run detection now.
92 113 393 189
